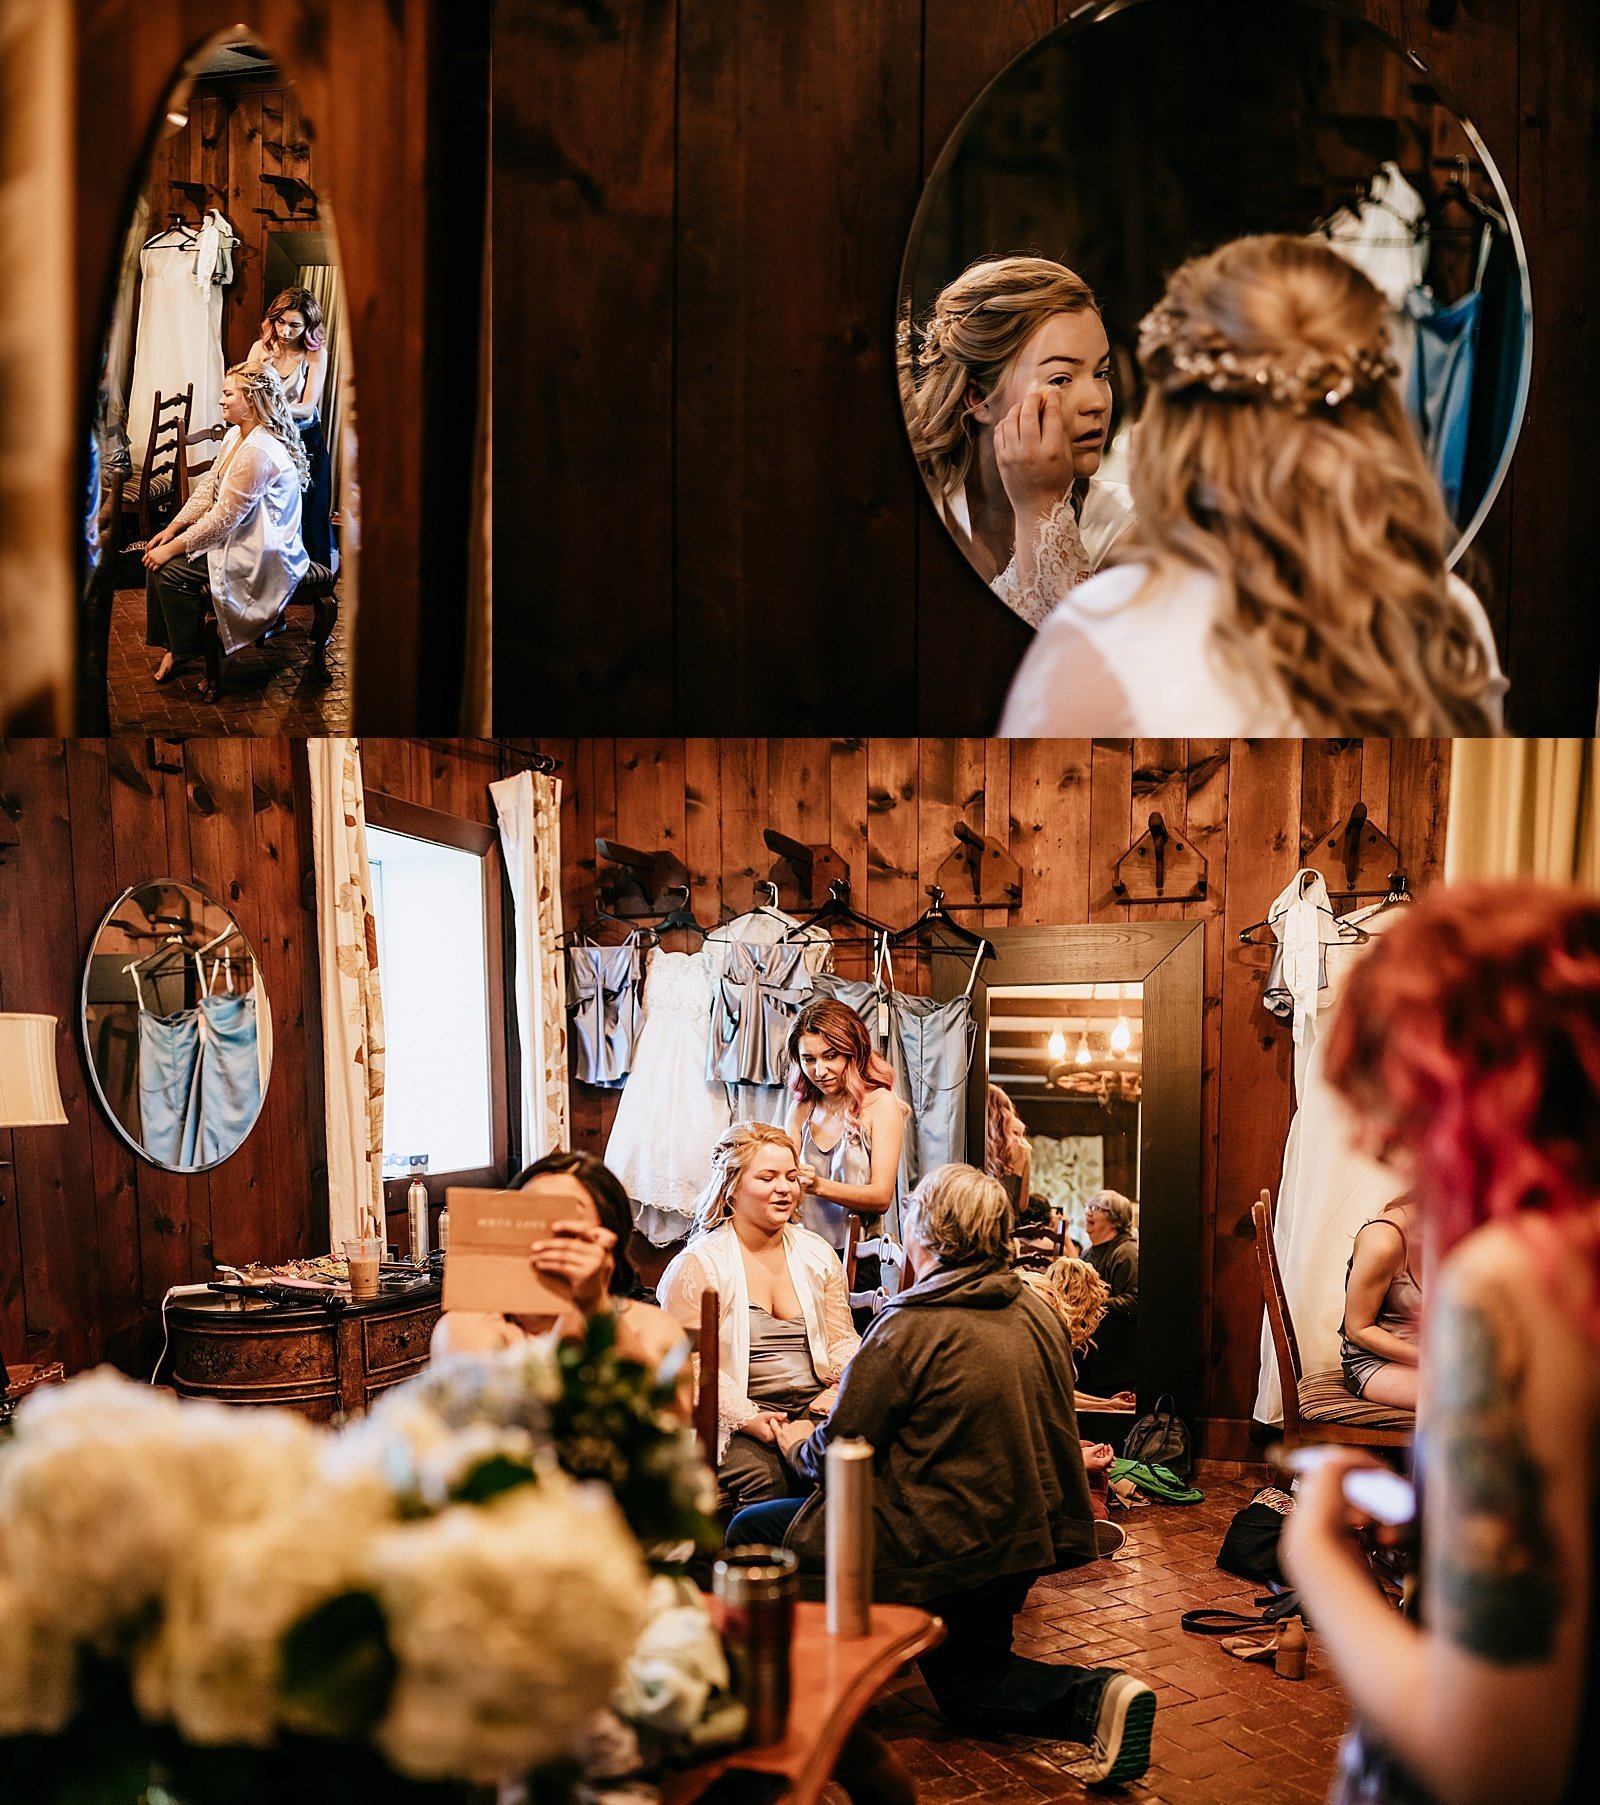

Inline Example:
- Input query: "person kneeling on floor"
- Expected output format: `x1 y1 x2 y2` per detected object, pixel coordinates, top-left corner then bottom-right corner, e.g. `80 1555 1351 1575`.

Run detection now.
726 1161 1157 1787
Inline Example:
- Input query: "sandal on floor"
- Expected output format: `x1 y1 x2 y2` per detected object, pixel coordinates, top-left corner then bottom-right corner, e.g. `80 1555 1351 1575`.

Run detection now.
1181 1609 1266 1636
1220 1633 1278 1665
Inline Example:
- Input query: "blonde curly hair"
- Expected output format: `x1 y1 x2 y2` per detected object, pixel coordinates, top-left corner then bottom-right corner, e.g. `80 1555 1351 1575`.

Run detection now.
1034 1255 1110 1358
1129 234 1495 736
902 254 1100 504
225 362 311 490
691 1122 799 1235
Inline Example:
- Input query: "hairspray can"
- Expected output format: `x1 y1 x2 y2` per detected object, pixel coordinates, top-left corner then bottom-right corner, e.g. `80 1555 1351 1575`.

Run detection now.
826 1437 875 1638
712 1546 798 1745
406 1178 430 1266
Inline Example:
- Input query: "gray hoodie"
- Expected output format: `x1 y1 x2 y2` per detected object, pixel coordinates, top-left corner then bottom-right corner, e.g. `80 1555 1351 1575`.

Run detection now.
786 1261 1099 1602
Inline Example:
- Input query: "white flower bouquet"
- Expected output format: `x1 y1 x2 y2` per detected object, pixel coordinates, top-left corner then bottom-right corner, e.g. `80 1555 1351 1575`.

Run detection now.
0 1315 726 1805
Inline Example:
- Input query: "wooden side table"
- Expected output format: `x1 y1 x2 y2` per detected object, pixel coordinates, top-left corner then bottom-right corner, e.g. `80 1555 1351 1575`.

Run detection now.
663 1602 944 1805
164 1279 441 1420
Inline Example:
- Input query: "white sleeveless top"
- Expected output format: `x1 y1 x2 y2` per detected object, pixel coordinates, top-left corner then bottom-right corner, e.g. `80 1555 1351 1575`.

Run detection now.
998 562 1507 736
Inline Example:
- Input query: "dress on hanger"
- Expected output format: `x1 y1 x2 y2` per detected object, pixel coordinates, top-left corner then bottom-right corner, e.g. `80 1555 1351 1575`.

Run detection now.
196 990 262 1165
705 910 834 1126
1253 892 1406 1424
1404 223 1494 520
604 947 731 1246
127 214 236 469
566 940 644 1088
1320 161 1428 397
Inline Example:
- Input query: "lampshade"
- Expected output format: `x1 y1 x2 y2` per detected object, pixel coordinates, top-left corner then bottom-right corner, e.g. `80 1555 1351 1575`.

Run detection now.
0 1015 68 1126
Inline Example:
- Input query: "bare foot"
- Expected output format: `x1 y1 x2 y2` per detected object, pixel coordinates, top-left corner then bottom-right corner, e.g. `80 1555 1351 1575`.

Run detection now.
153 653 176 684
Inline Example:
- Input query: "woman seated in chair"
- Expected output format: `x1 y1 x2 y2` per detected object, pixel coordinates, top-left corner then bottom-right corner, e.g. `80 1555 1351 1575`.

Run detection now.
141 362 309 696
1338 1195 1422 1410
431 1149 686 1377
658 1122 859 1508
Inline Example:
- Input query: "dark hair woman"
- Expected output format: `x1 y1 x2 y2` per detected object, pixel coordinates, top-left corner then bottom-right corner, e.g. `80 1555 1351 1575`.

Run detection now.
245 285 334 566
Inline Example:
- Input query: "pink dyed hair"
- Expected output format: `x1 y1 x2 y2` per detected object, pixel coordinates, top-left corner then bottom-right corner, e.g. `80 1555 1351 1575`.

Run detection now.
787 997 896 1126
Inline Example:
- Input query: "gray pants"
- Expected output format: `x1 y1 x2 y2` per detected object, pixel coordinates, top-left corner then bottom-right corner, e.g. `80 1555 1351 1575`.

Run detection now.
146 553 212 660
718 1431 800 1508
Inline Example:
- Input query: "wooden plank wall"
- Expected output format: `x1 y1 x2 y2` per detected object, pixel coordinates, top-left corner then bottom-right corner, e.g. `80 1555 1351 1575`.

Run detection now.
145 76 322 372
0 737 505 1378
495 0 1599 736
535 738 1453 1449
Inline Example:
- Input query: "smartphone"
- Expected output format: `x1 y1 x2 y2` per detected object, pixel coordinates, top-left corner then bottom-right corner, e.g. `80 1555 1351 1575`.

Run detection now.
1274 1444 1417 1527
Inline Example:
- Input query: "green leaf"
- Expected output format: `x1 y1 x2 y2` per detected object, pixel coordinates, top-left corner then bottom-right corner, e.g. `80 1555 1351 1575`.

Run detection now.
278 1591 396 1740
450 1453 539 1505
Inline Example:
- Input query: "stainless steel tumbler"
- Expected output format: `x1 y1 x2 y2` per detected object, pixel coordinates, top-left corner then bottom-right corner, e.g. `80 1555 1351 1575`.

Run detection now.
826 1436 875 1638
713 1545 799 1745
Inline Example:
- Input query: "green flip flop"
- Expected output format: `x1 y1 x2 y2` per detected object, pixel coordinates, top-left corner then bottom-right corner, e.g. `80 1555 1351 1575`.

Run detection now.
1108 1458 1205 1504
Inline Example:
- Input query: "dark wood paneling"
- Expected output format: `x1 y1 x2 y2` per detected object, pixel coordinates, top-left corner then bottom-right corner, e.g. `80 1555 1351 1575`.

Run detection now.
0 737 517 1377
72 0 485 734
493 0 1598 734
531 738 1450 1443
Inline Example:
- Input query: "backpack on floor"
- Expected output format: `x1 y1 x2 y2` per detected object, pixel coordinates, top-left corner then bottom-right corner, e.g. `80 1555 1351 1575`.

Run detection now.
1121 1393 1192 1480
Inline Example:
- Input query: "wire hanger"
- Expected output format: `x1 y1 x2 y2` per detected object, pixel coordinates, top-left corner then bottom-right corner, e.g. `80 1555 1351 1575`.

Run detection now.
1236 874 1371 947
706 883 793 941
557 888 635 948
1426 156 1506 232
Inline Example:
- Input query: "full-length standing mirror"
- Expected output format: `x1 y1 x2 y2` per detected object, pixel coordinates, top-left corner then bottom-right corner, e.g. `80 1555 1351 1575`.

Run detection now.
86 30 355 735
899 0 1532 618
81 879 274 1173
940 923 1203 1425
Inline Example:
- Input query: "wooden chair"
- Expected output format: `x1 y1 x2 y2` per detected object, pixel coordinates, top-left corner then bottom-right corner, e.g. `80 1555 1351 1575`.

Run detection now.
124 384 193 544
199 561 340 702
1252 1188 1412 1450
692 1286 720 1461
178 419 227 506
844 1213 862 1290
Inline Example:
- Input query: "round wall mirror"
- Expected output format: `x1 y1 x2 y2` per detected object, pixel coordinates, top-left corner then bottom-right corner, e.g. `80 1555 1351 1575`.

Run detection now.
898 0 1531 614
81 879 273 1172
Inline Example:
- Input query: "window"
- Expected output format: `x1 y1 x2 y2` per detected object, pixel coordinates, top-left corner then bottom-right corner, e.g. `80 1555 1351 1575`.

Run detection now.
362 793 511 1198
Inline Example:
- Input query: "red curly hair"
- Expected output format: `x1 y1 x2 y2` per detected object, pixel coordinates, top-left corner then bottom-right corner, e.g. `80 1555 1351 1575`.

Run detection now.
1323 882 1600 1338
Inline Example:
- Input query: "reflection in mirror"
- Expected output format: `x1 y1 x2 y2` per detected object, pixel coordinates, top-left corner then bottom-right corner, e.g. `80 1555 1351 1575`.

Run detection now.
89 31 355 732
81 880 273 1173
990 981 1141 1404
899 0 1530 615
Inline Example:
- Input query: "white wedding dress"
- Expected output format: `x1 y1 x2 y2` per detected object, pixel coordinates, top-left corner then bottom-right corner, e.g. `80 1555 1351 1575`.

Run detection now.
604 948 730 1245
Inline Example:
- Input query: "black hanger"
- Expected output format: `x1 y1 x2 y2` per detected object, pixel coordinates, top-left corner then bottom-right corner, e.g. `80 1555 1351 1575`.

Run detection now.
654 885 707 940
556 891 634 948
1426 158 1505 233
892 886 994 959
783 879 891 948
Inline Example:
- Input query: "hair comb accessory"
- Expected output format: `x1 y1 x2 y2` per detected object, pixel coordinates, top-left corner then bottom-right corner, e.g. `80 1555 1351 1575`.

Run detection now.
1137 298 1399 414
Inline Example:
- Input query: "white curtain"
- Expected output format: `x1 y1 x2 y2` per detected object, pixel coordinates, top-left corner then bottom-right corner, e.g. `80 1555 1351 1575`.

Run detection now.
490 770 568 1164
1446 740 1600 888
307 738 387 1247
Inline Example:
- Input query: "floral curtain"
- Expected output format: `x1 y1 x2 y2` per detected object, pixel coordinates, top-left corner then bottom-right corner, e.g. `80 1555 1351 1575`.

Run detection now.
490 769 568 1163
307 738 386 1247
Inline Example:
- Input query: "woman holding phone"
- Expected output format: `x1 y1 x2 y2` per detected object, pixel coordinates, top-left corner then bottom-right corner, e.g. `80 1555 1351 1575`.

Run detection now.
1283 884 1600 1805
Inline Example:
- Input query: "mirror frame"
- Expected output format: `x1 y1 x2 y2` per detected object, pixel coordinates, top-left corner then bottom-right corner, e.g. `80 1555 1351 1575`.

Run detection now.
80 876 273 1174
937 921 1204 1426
897 0 1533 571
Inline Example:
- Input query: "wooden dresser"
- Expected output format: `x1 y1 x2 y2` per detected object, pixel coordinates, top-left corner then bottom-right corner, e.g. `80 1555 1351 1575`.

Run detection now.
165 1278 442 1421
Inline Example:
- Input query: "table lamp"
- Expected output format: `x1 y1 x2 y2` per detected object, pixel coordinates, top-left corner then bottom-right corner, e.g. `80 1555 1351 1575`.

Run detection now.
0 1014 68 1400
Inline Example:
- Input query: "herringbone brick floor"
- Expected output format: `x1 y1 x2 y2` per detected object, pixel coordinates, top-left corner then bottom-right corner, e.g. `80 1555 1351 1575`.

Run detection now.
862 1466 1347 1803
107 583 351 736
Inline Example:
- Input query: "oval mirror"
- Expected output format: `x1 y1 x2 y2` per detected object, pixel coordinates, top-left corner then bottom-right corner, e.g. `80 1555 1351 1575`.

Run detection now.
898 0 1531 616
88 29 356 732
81 879 273 1172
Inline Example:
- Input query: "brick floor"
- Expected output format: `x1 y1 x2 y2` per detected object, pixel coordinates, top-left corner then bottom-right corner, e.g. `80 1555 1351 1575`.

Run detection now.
107 583 351 736
862 1466 1346 1803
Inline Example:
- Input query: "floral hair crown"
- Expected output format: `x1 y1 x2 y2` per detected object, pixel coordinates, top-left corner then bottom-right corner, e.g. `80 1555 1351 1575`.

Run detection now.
1137 298 1398 413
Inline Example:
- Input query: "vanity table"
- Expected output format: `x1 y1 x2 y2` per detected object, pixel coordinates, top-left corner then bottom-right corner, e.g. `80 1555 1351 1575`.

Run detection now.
165 1276 442 1421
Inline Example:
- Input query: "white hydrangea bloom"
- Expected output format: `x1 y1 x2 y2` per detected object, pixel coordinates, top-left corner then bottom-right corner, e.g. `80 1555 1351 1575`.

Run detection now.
0 1568 76 1736
130 1487 384 1747
0 1371 317 1649
371 1482 649 1782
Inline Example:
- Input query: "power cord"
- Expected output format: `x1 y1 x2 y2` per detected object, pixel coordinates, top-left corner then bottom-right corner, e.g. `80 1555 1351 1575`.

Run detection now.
151 1284 212 1384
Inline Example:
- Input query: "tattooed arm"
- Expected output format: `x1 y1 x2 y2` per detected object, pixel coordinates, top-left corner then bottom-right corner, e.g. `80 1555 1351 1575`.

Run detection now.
1283 1224 1592 1805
